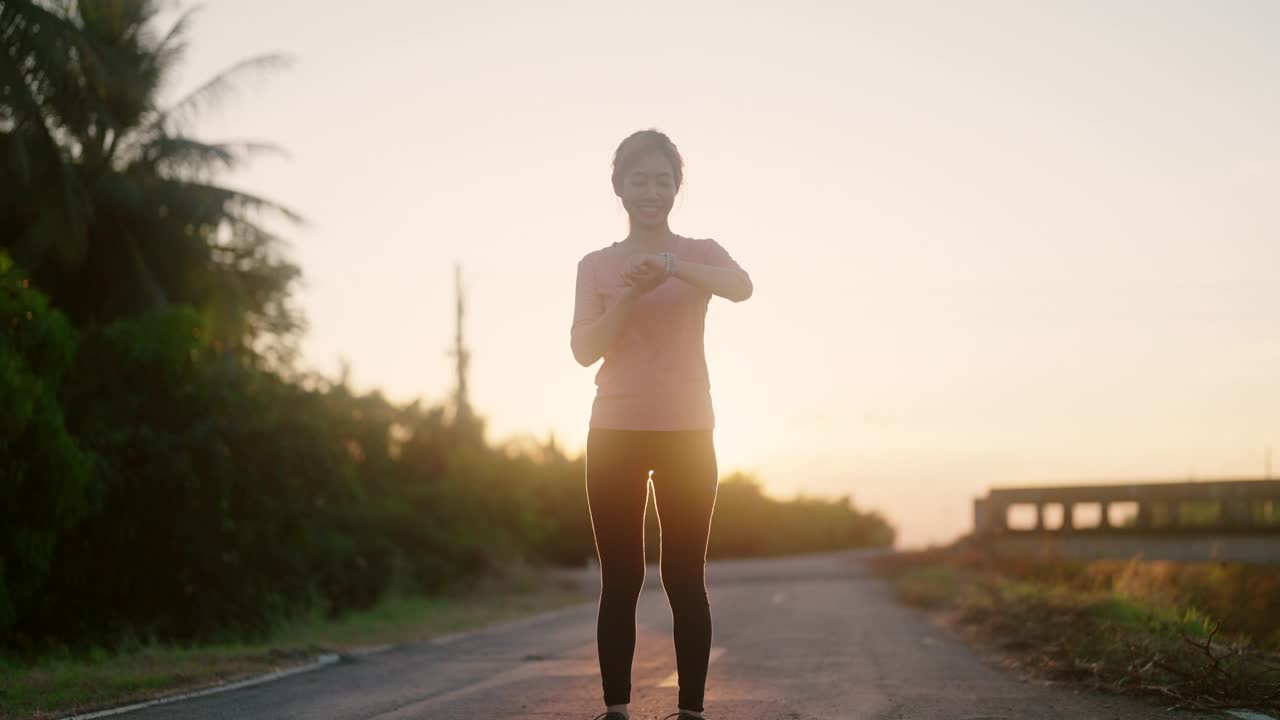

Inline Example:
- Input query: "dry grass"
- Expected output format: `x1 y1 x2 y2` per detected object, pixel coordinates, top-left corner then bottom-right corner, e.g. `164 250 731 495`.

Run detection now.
867 545 1280 714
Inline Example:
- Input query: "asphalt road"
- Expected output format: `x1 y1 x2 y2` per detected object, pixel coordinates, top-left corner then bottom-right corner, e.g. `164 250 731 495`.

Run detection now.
113 548 1232 720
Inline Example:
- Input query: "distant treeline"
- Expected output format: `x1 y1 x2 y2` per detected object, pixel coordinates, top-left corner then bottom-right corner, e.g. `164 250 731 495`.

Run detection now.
0 1 894 657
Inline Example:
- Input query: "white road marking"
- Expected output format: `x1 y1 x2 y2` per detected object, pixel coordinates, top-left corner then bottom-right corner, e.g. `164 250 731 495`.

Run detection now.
61 602 592 719
60 654 341 719
1226 710 1277 720
657 646 726 687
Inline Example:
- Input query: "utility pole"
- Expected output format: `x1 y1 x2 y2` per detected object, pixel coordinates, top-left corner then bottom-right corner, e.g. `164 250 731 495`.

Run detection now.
449 263 475 442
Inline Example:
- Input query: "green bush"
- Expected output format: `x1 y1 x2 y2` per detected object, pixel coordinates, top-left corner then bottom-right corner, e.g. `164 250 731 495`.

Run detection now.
0 250 93 642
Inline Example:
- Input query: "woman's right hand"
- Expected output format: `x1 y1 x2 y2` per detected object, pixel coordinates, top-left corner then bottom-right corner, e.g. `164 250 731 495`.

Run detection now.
621 263 666 301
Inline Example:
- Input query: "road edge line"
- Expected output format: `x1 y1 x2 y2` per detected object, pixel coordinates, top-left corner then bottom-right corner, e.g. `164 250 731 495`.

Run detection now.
57 653 342 720
56 597 596 718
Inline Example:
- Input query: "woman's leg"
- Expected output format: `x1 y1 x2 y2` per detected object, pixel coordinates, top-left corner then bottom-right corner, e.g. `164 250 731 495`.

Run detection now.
649 429 719 714
586 428 653 709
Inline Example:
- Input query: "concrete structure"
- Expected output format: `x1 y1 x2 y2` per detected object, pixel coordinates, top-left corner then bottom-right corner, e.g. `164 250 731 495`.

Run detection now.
971 478 1280 564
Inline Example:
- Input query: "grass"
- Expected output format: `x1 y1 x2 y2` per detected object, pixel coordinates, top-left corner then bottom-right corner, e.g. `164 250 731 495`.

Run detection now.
867 544 1280 714
0 559 595 720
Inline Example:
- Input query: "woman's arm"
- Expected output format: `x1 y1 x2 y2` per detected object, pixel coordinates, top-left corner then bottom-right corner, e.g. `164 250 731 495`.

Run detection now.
571 255 665 367
626 239 754 302
672 260 752 302
571 292 637 367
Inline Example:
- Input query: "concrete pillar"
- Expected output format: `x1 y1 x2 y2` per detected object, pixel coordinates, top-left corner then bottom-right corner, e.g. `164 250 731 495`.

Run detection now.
1135 500 1151 529
973 498 989 535
1034 502 1044 531
1100 501 1112 528
1063 503 1075 531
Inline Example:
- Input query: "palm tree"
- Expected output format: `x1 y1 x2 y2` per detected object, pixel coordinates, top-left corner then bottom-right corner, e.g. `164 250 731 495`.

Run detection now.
1 0 306 370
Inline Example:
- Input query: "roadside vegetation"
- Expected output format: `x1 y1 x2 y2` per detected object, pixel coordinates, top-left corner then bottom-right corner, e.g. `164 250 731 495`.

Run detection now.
868 544 1280 714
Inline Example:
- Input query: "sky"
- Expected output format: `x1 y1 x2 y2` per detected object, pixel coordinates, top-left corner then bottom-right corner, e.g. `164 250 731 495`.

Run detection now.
159 0 1279 548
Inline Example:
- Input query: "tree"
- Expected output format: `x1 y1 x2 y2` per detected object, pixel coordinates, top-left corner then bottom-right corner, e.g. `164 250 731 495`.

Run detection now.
0 0 306 372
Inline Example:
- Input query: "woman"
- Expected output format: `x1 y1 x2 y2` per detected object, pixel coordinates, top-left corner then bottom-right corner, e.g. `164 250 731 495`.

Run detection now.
570 129 753 720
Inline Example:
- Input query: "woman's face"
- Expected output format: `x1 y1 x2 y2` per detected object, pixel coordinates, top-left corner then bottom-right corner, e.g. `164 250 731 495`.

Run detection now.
617 150 677 228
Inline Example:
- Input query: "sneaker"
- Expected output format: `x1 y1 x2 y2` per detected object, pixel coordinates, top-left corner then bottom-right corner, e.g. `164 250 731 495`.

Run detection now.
591 713 628 720
660 713 704 720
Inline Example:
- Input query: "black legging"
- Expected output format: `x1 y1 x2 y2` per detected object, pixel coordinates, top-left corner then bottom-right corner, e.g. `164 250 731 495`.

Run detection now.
586 427 719 713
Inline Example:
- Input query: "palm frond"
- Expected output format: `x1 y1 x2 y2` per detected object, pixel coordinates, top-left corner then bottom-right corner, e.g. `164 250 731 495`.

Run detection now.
0 17 90 267
154 3 201 57
151 3 201 93
153 177 306 227
141 136 290 178
156 53 293 134
2 0 114 130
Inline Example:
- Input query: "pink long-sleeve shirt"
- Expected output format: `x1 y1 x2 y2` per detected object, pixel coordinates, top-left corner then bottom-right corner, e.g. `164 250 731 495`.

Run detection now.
571 234 750 431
